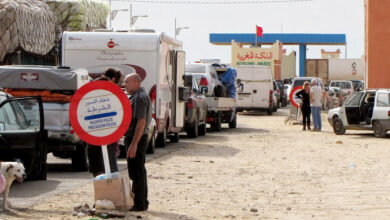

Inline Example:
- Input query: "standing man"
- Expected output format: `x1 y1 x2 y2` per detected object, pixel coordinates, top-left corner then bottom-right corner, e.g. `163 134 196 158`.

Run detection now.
310 79 323 131
124 73 152 211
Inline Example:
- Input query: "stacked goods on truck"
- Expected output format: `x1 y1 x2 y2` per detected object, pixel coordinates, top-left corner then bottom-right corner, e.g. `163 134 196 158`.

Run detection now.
0 0 109 66
205 66 237 131
0 0 56 65
0 65 91 173
62 31 190 147
305 59 365 85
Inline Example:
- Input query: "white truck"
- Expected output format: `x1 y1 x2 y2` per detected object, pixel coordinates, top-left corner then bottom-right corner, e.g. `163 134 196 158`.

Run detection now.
0 65 91 173
235 65 274 115
62 31 190 147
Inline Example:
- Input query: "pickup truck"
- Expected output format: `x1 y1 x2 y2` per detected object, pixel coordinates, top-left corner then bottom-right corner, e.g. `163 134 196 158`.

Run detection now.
328 89 390 138
0 65 90 171
0 91 48 180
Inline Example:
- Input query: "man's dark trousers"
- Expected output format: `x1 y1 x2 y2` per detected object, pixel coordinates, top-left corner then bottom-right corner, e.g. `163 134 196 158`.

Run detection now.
126 134 149 209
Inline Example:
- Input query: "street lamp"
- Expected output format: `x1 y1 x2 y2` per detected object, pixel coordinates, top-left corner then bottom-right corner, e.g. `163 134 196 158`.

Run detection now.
174 18 189 39
110 8 128 30
130 4 148 29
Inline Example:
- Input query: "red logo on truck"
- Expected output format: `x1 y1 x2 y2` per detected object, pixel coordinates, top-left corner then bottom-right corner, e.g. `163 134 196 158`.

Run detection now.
107 40 117 49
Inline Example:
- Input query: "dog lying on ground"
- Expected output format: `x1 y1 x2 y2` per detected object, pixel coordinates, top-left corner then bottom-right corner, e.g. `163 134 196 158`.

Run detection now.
0 162 26 211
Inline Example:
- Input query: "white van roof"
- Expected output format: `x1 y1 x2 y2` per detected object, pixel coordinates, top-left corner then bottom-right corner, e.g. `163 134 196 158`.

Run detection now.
63 31 182 51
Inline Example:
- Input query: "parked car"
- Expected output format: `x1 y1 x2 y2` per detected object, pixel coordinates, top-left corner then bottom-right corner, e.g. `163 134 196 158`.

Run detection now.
276 80 287 107
183 75 208 138
185 63 226 97
0 91 48 180
291 77 324 90
284 84 292 104
328 89 390 138
273 80 281 108
328 80 355 95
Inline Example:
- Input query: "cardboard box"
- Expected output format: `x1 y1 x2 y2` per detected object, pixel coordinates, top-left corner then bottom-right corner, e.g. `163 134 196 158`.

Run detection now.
93 176 133 211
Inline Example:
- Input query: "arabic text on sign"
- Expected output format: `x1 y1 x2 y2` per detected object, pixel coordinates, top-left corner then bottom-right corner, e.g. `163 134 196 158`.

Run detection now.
236 51 273 61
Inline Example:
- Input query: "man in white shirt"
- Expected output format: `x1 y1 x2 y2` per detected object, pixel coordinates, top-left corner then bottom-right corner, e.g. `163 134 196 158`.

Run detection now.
310 79 323 131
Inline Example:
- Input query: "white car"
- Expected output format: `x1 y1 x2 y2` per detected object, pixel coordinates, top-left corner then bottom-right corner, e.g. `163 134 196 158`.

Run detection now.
328 80 355 96
284 84 291 103
185 63 225 97
328 89 390 138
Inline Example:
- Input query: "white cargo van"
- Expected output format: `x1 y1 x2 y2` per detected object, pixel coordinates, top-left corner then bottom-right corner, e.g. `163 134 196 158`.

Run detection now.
236 65 274 115
62 31 190 147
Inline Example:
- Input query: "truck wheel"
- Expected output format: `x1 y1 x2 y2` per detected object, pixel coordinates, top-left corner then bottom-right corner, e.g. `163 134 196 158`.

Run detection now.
156 128 167 148
71 143 89 172
187 118 199 138
170 133 180 143
146 128 156 154
277 101 281 108
267 108 273 115
374 121 386 138
27 141 48 181
212 113 222 132
333 118 346 135
229 114 237 129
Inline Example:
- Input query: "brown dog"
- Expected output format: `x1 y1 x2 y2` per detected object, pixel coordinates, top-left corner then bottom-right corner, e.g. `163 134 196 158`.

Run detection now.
0 162 26 210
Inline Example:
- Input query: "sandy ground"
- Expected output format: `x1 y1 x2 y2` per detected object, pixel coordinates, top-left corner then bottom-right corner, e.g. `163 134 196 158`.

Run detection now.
2 108 390 220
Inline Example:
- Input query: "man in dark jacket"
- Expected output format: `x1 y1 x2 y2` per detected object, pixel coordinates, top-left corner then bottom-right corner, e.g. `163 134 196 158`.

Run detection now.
124 73 152 211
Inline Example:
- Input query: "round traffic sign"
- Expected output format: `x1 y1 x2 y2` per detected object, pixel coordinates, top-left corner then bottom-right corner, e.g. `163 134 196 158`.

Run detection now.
289 86 304 108
69 81 131 146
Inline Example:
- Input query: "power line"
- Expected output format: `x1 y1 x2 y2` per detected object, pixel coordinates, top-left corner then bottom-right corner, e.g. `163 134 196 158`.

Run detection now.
107 0 314 4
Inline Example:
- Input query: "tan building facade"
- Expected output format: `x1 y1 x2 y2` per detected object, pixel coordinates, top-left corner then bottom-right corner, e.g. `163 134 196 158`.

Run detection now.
281 51 296 80
365 0 390 89
321 49 341 59
231 40 283 79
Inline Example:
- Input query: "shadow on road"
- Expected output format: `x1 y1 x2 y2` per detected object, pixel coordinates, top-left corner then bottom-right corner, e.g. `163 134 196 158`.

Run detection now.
135 210 202 220
1 180 60 199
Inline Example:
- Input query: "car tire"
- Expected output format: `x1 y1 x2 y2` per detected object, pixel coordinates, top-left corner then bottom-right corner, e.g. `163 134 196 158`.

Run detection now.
146 128 156 154
71 143 89 172
333 117 346 135
212 112 222 132
187 117 199 138
27 139 48 181
373 121 386 138
156 128 167 148
267 108 273 115
277 101 281 108
199 123 207 136
229 114 237 129
170 132 180 143
272 105 277 112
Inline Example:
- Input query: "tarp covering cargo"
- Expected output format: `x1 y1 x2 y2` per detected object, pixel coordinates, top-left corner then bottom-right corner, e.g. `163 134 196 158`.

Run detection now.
220 67 237 98
46 0 109 35
0 0 57 61
0 66 90 91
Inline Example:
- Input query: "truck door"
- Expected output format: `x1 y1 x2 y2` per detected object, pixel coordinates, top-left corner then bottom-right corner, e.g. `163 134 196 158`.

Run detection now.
236 66 253 108
252 67 271 109
0 97 46 180
173 51 186 128
345 92 364 125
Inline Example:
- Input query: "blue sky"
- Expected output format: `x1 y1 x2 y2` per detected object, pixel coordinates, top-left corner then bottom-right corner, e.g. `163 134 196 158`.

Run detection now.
110 0 365 63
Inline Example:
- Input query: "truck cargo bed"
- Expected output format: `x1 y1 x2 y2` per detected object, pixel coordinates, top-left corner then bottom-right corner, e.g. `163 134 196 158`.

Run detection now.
206 97 235 112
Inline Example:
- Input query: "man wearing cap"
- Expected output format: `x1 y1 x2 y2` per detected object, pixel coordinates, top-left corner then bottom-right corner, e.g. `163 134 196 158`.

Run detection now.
124 73 152 211
310 79 323 131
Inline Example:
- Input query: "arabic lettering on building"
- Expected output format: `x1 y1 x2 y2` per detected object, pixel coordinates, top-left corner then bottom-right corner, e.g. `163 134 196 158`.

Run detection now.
236 51 273 61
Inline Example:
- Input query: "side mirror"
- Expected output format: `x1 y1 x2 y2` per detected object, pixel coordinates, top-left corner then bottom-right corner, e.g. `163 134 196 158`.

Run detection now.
183 75 192 87
239 84 244 92
193 88 199 94
0 122 5 131
325 87 329 91
201 87 208 94
179 87 191 101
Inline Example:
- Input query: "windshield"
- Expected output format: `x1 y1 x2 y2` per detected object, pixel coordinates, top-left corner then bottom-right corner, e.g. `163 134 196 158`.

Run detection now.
185 65 206 73
292 79 310 88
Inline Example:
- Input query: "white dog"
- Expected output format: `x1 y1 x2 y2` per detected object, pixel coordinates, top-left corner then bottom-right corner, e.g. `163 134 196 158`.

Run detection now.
0 162 26 210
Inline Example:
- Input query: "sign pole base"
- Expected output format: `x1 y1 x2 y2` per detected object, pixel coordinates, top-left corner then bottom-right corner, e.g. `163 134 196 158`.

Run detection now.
101 145 111 176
